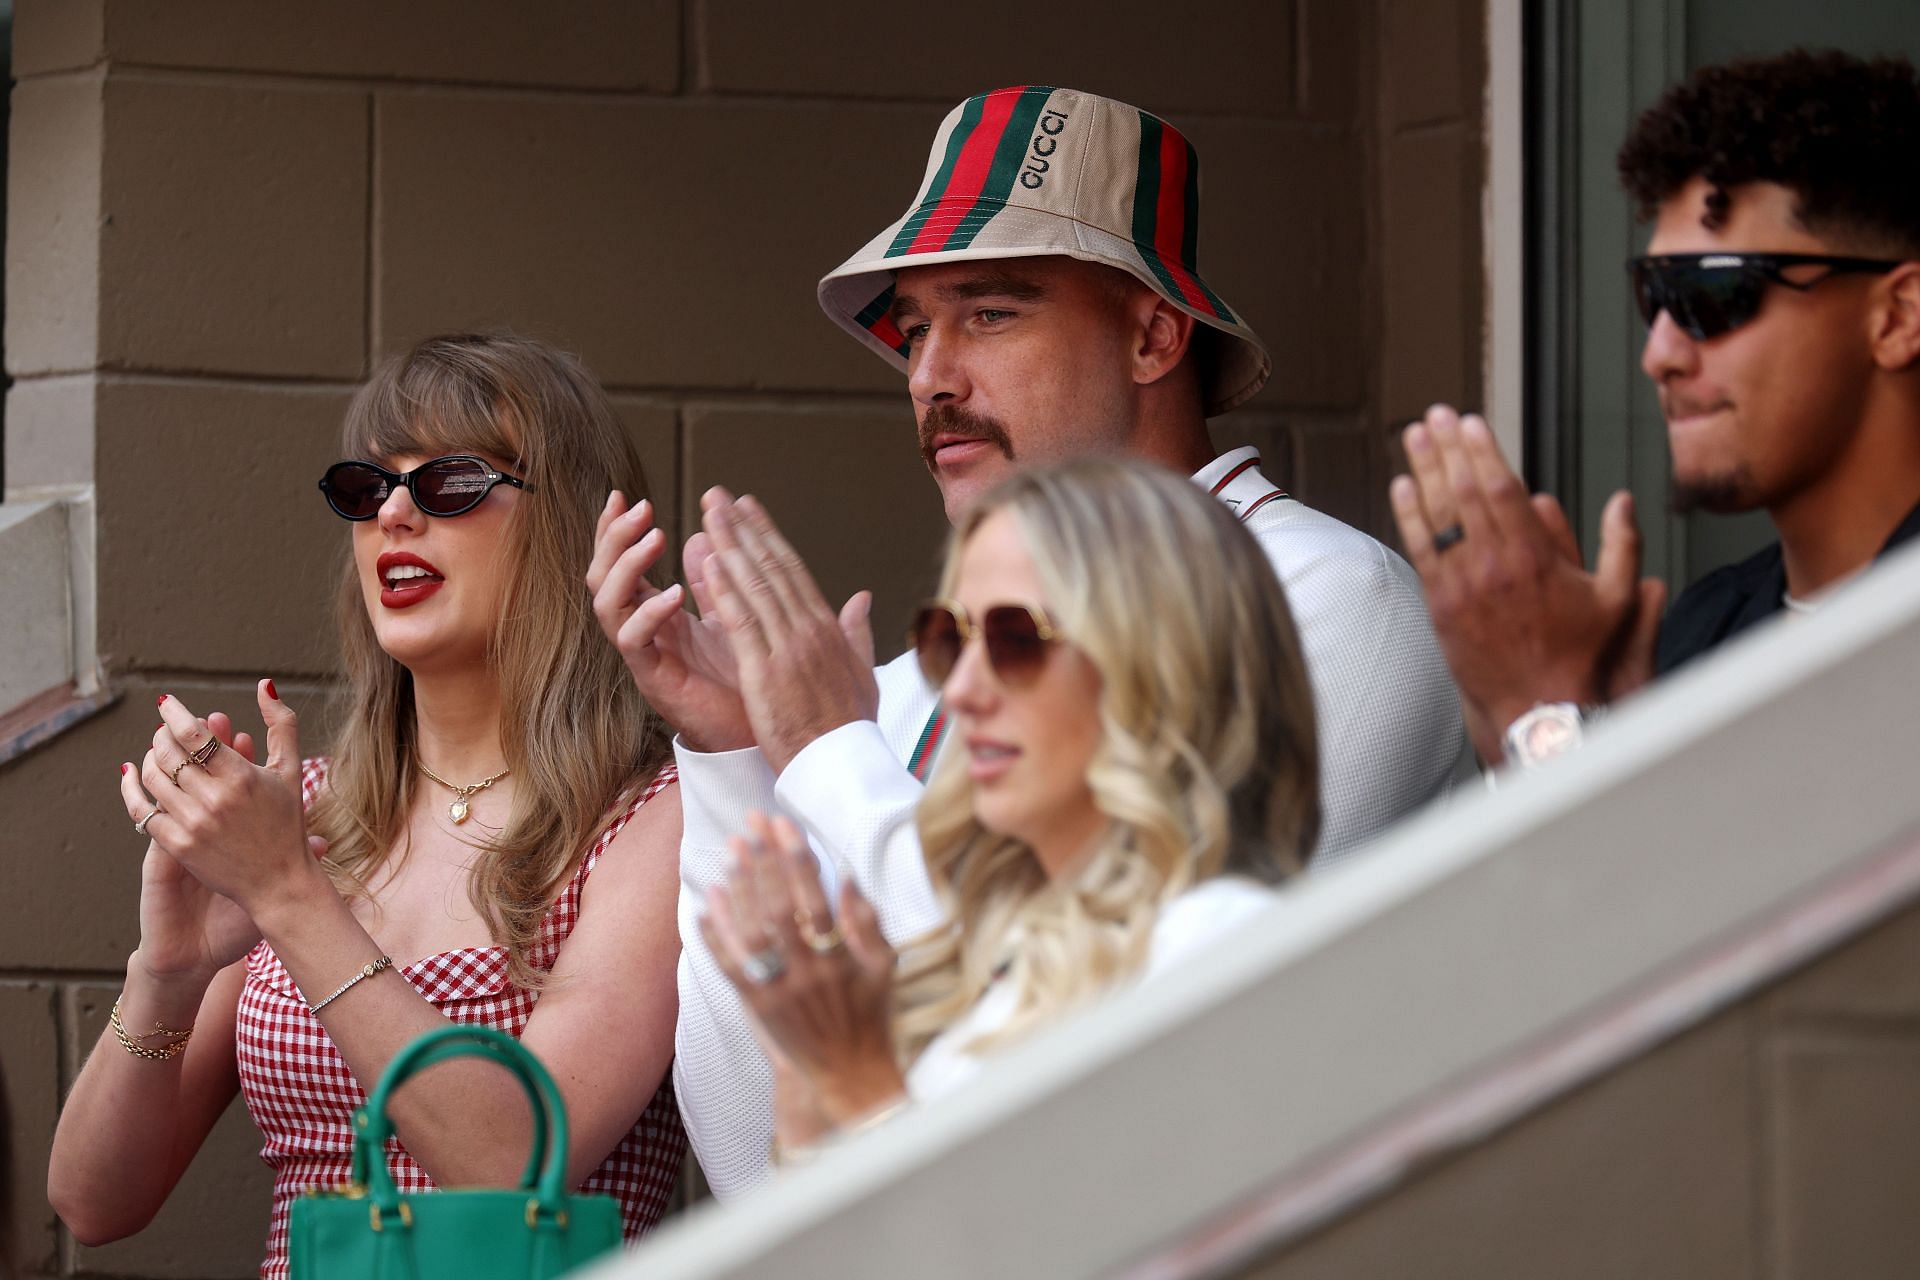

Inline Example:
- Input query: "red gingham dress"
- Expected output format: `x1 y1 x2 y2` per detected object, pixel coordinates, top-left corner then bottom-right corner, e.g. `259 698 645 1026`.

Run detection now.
235 758 686 1279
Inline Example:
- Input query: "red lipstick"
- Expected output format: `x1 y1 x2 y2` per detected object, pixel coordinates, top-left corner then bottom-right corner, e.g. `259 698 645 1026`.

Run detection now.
376 550 445 610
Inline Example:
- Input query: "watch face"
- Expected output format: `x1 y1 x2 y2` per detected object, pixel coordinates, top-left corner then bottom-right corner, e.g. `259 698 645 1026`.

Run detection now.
1522 715 1579 760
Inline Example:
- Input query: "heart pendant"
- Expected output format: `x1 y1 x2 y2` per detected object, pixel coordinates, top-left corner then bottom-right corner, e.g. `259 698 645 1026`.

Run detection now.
449 799 470 824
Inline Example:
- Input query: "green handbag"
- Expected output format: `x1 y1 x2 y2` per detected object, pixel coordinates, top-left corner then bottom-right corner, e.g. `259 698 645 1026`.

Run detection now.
289 1024 624 1280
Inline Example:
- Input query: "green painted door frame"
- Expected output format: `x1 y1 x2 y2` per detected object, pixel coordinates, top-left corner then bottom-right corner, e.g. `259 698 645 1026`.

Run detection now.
1528 0 1690 586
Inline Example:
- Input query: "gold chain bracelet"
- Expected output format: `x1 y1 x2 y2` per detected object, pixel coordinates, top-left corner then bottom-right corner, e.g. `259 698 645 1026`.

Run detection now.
769 1096 910 1169
109 996 193 1062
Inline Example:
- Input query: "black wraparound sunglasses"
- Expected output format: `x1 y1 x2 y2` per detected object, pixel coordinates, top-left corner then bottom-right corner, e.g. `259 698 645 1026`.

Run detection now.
910 598 1061 689
1627 252 1902 341
317 455 530 521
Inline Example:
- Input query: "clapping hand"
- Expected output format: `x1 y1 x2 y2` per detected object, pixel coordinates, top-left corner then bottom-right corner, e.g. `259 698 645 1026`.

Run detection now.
698 490 879 774
120 691 327 990
125 683 314 917
1388 405 1666 761
587 492 755 753
700 812 903 1133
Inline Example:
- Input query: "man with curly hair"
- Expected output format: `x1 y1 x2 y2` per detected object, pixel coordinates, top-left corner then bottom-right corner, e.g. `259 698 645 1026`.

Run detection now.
1390 49 1920 767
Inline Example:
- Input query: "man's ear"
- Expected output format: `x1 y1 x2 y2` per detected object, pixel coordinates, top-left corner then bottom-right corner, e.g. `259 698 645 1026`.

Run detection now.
1870 261 1920 371
1130 291 1198 388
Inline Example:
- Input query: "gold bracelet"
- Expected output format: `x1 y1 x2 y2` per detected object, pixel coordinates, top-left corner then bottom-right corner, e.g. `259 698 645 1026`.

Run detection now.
842 1096 910 1138
308 956 394 1015
109 997 193 1062
769 1095 909 1169
768 1130 820 1170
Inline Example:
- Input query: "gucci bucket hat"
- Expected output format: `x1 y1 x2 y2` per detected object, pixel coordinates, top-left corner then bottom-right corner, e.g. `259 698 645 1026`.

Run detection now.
818 85 1271 416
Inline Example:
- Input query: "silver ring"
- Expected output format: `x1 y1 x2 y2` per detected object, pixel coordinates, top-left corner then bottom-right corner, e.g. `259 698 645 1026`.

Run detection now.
134 808 161 837
741 947 787 985
1432 523 1467 553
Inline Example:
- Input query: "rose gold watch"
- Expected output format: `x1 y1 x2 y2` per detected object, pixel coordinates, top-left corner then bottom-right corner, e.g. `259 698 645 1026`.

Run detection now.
1502 702 1586 769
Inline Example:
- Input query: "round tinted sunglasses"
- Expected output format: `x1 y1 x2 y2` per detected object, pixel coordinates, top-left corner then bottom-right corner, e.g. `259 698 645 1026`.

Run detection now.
317 455 530 521
1627 252 1901 341
911 599 1061 689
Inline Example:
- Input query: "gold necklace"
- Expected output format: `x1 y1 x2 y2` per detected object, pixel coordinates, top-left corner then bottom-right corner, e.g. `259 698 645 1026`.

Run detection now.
417 763 510 824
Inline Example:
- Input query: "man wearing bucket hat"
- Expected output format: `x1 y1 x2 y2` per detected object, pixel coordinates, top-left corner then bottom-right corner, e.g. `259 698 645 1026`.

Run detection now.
590 86 1472 1196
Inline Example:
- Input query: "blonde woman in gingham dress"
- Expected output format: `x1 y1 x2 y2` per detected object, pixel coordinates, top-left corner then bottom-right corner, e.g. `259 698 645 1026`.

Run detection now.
52 335 687 1278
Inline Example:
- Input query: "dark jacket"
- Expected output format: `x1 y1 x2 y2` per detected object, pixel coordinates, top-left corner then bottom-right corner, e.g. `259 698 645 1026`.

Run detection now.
1656 499 1920 675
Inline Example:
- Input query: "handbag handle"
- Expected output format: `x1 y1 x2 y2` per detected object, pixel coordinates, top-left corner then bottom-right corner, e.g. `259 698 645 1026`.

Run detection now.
349 1024 572 1224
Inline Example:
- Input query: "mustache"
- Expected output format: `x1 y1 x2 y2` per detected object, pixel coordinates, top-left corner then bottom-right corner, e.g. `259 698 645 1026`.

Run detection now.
918 404 1015 471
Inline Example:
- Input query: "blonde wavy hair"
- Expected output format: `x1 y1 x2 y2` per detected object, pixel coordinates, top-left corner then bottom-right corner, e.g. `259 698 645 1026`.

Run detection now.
893 457 1319 1060
308 333 669 989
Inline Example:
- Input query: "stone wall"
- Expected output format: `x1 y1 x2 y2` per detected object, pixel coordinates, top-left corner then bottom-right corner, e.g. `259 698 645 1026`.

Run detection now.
0 2 1486 1275
1241 895 1920 1279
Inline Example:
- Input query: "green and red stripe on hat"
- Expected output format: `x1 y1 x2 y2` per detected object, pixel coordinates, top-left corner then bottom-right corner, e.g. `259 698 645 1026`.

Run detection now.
887 85 1059 257
1130 115 1237 325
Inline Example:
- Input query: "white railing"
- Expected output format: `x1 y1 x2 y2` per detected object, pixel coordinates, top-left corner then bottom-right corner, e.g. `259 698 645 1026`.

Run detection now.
594 535 1920 1280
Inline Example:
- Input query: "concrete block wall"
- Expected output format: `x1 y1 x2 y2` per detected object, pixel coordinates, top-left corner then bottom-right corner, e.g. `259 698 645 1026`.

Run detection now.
1372 0 1486 534
1240 896 1920 1279
0 3 1485 1276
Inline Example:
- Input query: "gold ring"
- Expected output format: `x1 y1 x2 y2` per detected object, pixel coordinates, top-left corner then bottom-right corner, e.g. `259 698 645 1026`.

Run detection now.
187 736 221 768
795 909 844 954
167 760 190 786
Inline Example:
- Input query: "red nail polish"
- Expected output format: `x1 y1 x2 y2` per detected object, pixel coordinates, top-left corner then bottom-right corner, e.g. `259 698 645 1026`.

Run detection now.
120 762 130 775
265 679 279 700
156 694 168 706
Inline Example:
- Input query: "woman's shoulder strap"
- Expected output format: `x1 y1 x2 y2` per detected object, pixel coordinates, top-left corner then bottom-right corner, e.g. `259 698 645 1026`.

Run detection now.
300 756 333 811
576 763 679 884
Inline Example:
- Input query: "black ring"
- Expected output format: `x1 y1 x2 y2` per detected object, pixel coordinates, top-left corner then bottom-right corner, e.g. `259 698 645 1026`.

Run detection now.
1432 523 1467 553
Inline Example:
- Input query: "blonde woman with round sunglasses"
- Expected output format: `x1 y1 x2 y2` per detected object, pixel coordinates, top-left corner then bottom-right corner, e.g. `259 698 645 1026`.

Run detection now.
702 456 1319 1153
